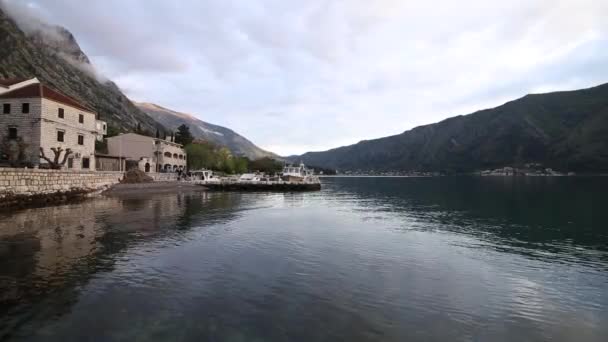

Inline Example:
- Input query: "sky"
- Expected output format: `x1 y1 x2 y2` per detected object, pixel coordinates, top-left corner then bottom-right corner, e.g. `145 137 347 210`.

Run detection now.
2 0 608 155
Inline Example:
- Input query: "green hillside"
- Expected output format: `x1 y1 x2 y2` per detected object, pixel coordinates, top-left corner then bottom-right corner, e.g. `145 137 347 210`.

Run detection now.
298 83 608 173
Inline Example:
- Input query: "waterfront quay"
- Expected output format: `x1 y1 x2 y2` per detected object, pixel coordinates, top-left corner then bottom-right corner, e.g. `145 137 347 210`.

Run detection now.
194 179 321 192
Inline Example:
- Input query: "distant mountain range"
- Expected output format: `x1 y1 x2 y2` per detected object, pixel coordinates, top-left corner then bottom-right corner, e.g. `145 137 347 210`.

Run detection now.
4 5 607 172
136 103 276 160
296 83 608 173
0 6 275 159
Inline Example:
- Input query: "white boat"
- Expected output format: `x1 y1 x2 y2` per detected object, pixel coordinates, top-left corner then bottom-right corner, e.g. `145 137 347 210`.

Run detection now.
189 169 218 183
239 173 261 182
282 162 318 183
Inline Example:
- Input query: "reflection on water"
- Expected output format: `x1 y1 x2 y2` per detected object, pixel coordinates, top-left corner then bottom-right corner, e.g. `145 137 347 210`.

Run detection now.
0 177 607 341
323 177 608 266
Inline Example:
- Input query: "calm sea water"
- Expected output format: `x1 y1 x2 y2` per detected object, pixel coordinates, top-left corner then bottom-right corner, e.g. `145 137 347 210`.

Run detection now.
1 177 607 341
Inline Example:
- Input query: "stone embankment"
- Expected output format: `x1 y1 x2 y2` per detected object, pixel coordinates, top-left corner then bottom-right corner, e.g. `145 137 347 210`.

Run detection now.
0 168 123 208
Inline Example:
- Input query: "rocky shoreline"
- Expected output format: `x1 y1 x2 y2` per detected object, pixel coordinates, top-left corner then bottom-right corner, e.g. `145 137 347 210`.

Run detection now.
0 181 207 211
0 188 103 210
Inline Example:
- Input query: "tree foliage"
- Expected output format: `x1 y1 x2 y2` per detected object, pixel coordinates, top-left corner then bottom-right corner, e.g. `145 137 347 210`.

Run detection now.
175 124 194 146
185 141 286 174
1 137 30 167
185 141 219 171
249 157 283 174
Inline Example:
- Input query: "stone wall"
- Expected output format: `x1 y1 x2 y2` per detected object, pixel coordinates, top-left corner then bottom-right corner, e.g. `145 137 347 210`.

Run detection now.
0 168 124 207
40 98 99 171
0 96 104 170
0 97 42 165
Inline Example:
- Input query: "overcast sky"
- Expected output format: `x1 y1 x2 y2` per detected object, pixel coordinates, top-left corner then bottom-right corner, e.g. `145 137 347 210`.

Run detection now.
3 0 608 155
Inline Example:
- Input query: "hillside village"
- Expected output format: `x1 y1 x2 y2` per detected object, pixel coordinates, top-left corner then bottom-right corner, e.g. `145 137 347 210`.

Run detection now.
0 77 190 174
0 76 324 205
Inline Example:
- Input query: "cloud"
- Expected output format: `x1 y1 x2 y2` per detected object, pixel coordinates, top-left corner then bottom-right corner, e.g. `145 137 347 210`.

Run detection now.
2 0 607 156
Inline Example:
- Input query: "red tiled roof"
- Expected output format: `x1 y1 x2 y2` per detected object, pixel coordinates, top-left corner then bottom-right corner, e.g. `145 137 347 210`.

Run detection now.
0 78 28 87
0 83 41 98
0 82 95 113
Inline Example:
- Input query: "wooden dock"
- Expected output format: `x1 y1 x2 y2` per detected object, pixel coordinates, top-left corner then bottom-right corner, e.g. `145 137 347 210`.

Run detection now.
198 181 321 192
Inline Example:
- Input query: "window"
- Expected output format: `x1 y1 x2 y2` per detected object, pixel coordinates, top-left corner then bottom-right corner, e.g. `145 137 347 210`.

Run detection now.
57 130 65 142
82 157 90 169
3 103 10 114
79 114 84 124
103 124 106 130
8 127 17 140
68 158 73 169
58 108 64 118
78 134 84 145
22 103 29 114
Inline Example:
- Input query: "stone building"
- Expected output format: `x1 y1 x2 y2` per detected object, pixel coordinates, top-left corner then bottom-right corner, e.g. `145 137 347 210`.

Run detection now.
95 153 126 172
106 133 187 172
0 78 107 169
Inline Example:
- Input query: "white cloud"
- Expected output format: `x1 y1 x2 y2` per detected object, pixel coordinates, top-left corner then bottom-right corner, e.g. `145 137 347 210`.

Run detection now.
2 0 608 156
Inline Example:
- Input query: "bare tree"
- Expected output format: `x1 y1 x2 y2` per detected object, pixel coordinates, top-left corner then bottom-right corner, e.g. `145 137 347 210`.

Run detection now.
39 147 73 169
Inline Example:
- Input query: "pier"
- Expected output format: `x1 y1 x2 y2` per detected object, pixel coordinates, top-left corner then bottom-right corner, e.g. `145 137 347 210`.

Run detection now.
189 162 321 192
195 180 321 192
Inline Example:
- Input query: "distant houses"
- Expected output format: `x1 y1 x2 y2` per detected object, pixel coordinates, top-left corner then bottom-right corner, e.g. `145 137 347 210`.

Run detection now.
0 78 187 173
0 77 188 174
106 133 187 173
0 77 106 170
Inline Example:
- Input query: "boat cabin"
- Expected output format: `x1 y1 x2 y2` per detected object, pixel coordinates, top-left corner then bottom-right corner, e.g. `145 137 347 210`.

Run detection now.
190 169 214 182
282 162 313 179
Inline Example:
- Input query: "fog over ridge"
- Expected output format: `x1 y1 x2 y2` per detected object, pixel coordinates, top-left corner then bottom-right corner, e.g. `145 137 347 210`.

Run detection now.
1 0 607 155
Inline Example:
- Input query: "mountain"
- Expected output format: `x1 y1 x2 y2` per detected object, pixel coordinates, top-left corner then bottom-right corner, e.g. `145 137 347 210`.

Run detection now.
297 83 608 173
0 6 163 133
136 102 277 160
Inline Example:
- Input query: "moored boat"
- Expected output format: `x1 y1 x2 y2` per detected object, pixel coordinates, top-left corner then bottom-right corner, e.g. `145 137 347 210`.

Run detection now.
282 162 319 183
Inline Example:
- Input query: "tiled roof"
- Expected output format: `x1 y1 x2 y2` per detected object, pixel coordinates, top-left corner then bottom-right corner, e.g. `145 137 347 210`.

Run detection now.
0 78 28 87
0 82 95 113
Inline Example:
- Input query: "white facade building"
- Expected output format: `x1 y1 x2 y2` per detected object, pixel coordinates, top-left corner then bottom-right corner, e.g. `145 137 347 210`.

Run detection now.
0 78 107 170
106 133 187 172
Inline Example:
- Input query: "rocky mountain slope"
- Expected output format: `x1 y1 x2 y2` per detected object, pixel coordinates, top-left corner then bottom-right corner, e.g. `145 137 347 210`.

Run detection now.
0 6 163 133
297 83 608 173
136 103 276 160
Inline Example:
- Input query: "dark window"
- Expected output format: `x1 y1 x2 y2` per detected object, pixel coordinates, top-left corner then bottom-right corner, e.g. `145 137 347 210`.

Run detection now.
3 103 10 114
22 103 29 114
82 157 90 169
57 130 65 142
68 158 73 169
79 114 84 123
103 124 106 130
78 134 84 145
58 108 64 118
8 127 18 140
